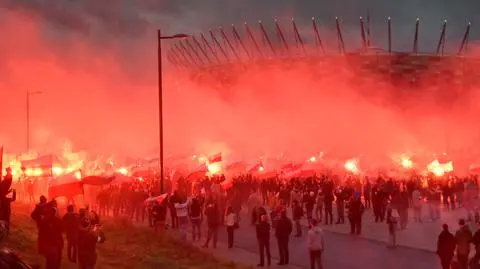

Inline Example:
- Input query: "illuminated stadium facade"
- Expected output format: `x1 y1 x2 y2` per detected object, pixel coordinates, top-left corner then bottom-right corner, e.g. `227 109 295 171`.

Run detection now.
165 17 478 90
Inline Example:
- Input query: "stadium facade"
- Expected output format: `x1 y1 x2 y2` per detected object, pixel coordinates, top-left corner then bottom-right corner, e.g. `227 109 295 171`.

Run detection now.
165 17 477 90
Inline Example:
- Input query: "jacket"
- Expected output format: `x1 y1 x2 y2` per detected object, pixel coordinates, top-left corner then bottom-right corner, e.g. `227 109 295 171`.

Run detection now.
436 230 455 258
256 222 270 242
307 226 324 251
275 217 293 239
455 225 473 255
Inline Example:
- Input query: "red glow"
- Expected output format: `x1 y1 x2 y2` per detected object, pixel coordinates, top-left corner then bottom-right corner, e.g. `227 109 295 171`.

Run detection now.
1 8 480 170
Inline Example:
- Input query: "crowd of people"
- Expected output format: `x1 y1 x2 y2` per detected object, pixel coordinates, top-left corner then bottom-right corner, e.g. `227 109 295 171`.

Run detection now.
5 166 480 269
0 168 106 269
87 172 480 269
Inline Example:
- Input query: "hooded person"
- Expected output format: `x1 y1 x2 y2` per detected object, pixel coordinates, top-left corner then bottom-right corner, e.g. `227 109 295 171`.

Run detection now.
437 224 455 269
37 205 63 269
62 205 80 263
77 217 106 269
0 168 13 199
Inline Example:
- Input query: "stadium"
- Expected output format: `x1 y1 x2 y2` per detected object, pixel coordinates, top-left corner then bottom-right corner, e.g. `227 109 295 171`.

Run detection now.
166 16 476 93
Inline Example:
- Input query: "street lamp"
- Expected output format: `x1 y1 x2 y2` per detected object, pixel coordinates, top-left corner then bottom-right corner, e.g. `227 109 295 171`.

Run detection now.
157 30 189 194
26 90 42 152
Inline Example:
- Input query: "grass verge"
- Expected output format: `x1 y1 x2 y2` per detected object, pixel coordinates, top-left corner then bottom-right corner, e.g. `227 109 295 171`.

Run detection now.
3 205 250 269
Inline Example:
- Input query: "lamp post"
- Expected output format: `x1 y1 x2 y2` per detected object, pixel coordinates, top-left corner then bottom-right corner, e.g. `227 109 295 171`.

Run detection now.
26 90 42 152
157 30 189 194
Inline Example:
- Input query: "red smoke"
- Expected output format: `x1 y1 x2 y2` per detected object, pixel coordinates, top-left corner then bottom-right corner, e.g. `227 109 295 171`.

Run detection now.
1 7 480 170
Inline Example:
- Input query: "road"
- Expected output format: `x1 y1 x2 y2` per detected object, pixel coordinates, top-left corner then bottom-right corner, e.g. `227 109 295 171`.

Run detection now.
210 220 439 269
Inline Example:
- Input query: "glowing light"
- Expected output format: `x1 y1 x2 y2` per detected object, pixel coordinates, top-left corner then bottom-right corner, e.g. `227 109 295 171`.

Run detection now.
53 166 63 176
400 157 413 169
207 162 222 175
308 156 317 163
117 167 128 176
25 168 43 177
427 160 453 177
258 166 265 172
198 156 206 163
74 171 82 180
344 159 359 174
138 177 144 181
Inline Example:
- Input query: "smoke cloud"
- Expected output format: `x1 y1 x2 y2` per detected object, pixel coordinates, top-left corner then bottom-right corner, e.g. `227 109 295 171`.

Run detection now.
0 0 479 169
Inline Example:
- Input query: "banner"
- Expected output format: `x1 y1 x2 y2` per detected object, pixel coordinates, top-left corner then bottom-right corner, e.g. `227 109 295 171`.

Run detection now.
208 153 222 164
22 154 53 176
48 172 83 199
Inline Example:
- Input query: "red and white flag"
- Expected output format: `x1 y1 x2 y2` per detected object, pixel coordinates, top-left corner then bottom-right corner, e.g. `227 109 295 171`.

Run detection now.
185 164 208 182
170 169 184 192
248 162 264 174
208 153 222 164
48 172 84 199
22 155 53 176
225 161 246 174
280 163 302 174
144 193 168 204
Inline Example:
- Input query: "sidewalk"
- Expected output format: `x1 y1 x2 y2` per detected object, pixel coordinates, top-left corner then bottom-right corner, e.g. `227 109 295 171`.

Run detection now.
297 205 477 252
188 239 304 269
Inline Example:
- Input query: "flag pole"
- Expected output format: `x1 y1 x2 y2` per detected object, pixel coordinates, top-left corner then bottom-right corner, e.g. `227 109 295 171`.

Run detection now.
0 146 3 181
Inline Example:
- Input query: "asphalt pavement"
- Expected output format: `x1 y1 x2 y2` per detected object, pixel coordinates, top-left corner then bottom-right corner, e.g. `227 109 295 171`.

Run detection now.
209 220 439 269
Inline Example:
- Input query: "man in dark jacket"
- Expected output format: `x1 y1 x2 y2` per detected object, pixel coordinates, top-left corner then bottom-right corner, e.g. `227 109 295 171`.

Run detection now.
292 201 303 237
62 205 79 263
275 210 292 266
38 206 63 269
169 192 180 229
347 193 365 235
203 200 219 248
256 214 271 267
0 168 13 199
436 224 455 269
151 201 167 233
0 189 16 231
77 218 105 269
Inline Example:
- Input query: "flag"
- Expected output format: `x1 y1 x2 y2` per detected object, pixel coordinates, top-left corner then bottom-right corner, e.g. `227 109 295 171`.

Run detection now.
22 155 53 176
185 164 208 182
144 193 168 204
111 173 135 185
208 153 222 164
247 162 264 174
170 169 184 192
280 163 302 174
284 169 316 179
225 161 246 174
0 146 3 180
48 172 84 199
82 175 115 186
256 171 277 180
